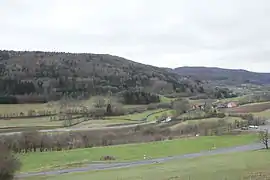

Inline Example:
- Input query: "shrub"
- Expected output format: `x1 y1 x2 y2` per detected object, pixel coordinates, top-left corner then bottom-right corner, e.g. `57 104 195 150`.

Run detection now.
154 134 164 141
216 112 226 118
172 99 190 116
142 127 160 136
160 128 171 136
0 143 21 180
101 132 116 146
168 136 174 140
100 155 116 161
134 125 141 132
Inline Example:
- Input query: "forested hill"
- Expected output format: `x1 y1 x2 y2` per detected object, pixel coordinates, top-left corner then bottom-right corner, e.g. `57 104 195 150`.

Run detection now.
172 66 270 85
0 50 205 103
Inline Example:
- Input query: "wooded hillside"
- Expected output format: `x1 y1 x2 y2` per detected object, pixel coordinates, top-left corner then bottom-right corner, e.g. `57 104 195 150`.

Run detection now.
0 50 205 103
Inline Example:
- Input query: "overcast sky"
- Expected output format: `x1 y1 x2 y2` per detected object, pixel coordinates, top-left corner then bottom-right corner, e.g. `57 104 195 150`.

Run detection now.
1 0 270 72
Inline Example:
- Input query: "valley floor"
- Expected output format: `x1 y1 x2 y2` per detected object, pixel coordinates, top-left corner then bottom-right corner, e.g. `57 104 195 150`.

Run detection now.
23 148 270 180
17 134 257 175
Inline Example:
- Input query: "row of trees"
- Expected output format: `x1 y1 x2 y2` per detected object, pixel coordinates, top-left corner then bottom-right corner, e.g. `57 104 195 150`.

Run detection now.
119 90 160 105
1 126 269 179
0 79 36 95
228 113 266 126
0 89 162 105
0 118 242 154
0 94 51 104
0 110 56 120
60 102 172 127
0 115 246 179
211 87 237 99
237 92 270 105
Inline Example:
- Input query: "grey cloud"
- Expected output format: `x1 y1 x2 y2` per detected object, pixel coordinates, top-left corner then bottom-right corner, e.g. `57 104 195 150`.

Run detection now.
0 0 270 72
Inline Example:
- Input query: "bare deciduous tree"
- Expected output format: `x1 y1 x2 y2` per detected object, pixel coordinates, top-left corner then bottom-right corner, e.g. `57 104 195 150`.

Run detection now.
259 129 269 149
0 143 21 180
172 99 190 116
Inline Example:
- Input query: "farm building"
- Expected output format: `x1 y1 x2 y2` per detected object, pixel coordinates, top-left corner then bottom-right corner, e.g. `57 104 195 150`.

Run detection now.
191 103 206 110
227 102 238 108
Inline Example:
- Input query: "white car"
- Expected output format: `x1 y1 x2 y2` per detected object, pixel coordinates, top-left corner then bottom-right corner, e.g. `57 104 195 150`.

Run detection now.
248 125 258 129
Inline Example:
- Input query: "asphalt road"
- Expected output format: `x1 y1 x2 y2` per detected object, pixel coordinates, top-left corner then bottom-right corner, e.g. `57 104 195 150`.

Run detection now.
16 143 264 179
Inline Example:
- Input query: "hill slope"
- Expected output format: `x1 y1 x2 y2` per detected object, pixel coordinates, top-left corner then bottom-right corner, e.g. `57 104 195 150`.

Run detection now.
0 50 204 102
173 66 270 85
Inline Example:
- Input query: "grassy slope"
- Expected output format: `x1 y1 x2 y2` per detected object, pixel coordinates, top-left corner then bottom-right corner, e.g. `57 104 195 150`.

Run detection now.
169 117 244 131
106 109 165 121
0 109 171 129
28 150 270 180
0 94 173 114
223 101 270 113
253 109 270 118
0 95 175 129
146 109 175 121
0 103 53 114
19 134 257 172
0 117 63 128
159 96 175 103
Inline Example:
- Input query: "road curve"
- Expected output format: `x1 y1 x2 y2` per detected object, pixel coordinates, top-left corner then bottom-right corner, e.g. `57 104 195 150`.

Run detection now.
16 143 264 179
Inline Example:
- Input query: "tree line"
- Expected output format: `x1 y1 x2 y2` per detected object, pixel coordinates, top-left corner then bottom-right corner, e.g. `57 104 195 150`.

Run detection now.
0 118 241 154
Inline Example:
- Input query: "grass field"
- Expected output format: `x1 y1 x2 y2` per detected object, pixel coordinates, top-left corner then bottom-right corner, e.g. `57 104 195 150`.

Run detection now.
224 101 270 113
189 96 247 105
218 95 247 103
19 134 257 173
178 110 205 119
26 150 270 180
0 116 62 128
189 99 217 104
0 109 170 130
0 95 174 114
0 95 174 131
74 109 166 128
253 109 270 118
71 119 137 128
159 96 174 103
106 109 167 121
0 103 55 114
146 109 175 121
169 117 244 131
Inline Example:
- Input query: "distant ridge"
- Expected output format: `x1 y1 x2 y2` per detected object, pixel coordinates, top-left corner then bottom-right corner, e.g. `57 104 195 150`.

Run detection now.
172 66 270 85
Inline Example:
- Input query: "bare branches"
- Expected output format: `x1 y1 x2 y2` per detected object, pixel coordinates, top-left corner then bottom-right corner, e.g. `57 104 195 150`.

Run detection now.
0 143 21 180
259 129 269 149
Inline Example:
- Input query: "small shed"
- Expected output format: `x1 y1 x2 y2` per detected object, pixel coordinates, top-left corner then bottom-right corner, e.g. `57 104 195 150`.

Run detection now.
227 102 238 108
